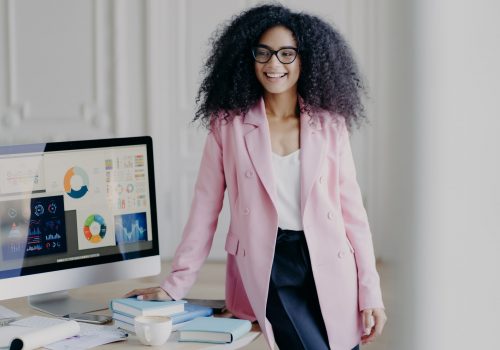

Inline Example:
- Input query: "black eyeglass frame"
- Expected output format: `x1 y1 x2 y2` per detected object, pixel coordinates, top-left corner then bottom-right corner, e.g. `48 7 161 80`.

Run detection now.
251 45 299 64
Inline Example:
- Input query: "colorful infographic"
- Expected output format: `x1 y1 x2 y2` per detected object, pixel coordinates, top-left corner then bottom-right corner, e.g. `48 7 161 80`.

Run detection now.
64 166 89 199
104 151 148 213
0 196 67 261
76 209 115 250
115 212 147 244
44 152 107 214
83 214 107 243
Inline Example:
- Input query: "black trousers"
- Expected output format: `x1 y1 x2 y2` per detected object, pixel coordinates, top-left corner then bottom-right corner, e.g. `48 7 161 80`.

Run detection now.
266 228 360 350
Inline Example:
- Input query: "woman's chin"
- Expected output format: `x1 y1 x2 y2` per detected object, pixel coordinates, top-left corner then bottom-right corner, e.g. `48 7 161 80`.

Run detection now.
262 85 295 95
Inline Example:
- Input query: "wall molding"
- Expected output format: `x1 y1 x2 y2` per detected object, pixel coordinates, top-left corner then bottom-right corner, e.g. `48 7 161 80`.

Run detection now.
1 0 115 133
177 0 189 111
2 0 25 126
111 0 128 136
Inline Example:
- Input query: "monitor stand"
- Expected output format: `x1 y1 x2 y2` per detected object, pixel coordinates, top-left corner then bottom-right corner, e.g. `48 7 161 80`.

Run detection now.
28 291 107 317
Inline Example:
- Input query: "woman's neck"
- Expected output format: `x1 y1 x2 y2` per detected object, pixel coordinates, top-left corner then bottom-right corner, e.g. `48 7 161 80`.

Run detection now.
263 90 299 120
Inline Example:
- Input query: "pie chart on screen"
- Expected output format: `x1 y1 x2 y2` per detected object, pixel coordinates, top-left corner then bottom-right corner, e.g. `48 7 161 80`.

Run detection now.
64 166 89 199
83 214 107 243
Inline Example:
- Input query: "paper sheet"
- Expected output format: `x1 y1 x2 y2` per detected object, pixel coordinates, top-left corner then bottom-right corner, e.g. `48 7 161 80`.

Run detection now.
8 316 127 350
12 316 70 329
45 328 127 350
0 305 21 319
10 321 80 350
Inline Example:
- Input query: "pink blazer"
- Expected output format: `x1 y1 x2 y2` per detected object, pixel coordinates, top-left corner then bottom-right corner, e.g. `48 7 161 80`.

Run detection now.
162 98 384 350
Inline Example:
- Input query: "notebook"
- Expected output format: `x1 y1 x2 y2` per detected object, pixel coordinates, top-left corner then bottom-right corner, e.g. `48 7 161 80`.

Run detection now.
178 317 252 344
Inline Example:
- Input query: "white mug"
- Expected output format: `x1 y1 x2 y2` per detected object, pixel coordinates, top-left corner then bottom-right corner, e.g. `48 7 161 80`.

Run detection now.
134 315 172 346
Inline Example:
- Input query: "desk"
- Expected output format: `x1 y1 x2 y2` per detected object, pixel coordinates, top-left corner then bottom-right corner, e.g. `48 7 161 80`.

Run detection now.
1 268 261 349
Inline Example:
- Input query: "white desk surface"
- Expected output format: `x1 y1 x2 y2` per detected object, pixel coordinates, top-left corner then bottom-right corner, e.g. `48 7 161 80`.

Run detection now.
1 271 261 349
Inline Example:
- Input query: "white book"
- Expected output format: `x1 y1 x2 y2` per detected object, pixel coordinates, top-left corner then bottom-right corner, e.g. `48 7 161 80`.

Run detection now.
109 298 186 317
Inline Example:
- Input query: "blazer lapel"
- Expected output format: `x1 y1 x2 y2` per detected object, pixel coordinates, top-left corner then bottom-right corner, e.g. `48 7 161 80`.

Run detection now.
244 98 278 210
300 108 325 217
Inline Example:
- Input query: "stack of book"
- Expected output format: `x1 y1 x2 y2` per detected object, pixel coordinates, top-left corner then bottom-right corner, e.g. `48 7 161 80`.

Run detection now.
110 298 213 333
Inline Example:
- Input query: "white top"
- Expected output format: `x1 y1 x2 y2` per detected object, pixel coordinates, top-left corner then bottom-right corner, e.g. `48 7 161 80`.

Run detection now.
271 149 303 231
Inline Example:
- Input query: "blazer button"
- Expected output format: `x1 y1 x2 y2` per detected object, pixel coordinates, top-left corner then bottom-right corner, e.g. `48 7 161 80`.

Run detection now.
319 176 325 184
245 170 254 178
243 208 250 215
338 250 346 259
327 211 334 220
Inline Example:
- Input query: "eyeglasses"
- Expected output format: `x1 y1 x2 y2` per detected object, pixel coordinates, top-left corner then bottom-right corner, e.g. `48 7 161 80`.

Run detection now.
251 45 299 64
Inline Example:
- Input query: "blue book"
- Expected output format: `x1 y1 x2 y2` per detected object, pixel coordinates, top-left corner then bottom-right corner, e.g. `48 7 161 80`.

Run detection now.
113 303 213 325
178 317 252 344
109 297 186 317
171 303 214 324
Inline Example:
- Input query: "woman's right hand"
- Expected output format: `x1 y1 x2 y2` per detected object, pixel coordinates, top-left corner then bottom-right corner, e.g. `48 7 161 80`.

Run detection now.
123 286 171 301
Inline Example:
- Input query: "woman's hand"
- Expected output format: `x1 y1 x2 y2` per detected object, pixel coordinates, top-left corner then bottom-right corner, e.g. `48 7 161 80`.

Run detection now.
361 308 387 345
123 286 171 301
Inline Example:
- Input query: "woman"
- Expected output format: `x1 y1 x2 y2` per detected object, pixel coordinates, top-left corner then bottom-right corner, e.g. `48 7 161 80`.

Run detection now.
126 4 386 349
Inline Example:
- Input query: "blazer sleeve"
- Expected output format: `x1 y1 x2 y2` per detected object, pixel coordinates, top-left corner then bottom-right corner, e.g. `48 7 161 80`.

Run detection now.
161 126 226 300
338 120 384 311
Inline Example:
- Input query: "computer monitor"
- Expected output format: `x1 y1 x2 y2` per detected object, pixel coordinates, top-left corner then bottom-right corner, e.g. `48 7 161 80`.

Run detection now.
0 136 160 316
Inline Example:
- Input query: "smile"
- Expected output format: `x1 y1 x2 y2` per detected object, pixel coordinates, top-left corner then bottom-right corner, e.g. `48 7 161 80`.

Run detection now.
264 72 287 78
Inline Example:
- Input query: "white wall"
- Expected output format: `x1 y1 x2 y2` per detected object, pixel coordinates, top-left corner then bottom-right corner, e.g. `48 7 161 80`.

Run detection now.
373 0 500 349
412 1 500 348
369 1 419 347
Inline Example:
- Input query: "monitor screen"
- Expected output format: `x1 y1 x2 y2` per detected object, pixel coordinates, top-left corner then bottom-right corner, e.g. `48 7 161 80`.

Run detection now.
0 137 160 314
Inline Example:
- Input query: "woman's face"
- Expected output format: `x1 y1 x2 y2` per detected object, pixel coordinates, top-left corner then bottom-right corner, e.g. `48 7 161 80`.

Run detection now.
254 26 301 95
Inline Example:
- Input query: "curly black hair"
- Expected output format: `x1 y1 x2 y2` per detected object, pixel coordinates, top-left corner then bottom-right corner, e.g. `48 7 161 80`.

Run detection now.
194 3 366 129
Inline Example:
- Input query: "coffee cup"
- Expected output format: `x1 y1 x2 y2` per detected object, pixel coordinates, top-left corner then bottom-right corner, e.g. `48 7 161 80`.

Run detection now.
134 315 172 346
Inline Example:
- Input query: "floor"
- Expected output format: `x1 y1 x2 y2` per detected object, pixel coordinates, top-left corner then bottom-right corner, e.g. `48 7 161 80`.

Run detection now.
159 261 390 350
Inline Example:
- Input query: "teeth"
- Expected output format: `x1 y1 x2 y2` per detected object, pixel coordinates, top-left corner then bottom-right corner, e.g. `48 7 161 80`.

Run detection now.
265 73 286 78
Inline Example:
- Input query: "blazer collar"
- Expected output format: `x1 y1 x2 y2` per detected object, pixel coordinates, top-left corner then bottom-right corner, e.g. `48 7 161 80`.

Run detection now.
243 96 323 131
243 97 267 127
